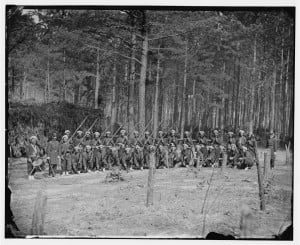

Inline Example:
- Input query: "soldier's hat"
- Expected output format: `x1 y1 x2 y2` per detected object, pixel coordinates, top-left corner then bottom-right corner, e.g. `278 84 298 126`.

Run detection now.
199 130 205 134
125 147 131 151
30 135 38 141
106 131 111 135
52 133 57 138
184 131 189 135
133 130 139 135
86 145 91 149
170 143 176 147
242 146 247 151
213 129 219 134
77 130 83 135
145 131 150 135
94 132 100 137
239 130 245 134
64 130 71 134
183 143 189 148
74 145 81 151
85 131 91 136
120 129 126 134
228 131 234 135
170 129 175 133
158 130 163 134
62 135 68 141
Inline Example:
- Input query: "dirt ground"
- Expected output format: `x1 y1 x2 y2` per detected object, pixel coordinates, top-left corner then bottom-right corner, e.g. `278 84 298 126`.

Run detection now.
8 148 293 238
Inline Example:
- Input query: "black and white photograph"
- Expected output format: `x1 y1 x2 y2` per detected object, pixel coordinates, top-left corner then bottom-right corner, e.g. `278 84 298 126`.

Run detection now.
4 3 295 240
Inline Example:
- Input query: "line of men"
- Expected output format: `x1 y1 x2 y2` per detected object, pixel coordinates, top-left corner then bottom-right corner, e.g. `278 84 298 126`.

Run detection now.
25 128 277 180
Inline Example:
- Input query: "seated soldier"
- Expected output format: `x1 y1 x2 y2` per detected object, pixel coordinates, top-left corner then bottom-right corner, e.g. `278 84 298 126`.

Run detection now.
181 143 192 167
120 147 132 171
205 145 216 167
132 144 144 170
227 143 239 168
155 131 166 146
168 143 181 168
156 144 168 169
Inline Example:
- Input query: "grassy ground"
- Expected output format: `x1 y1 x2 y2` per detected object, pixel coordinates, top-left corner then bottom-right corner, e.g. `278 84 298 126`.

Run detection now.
8 148 293 238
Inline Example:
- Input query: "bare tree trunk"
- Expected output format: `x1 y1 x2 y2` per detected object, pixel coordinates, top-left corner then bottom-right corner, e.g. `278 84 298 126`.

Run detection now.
111 60 117 126
129 32 136 133
139 31 148 135
180 39 188 138
249 37 257 134
153 50 160 138
63 49 66 101
20 70 26 100
94 48 100 109
47 49 50 103
284 47 290 136
270 63 277 132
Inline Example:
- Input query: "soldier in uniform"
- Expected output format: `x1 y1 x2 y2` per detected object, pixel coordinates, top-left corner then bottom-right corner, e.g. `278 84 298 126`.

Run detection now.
181 143 193 167
167 129 179 146
196 130 208 159
72 146 82 173
156 144 168 169
237 130 247 155
82 131 93 148
46 133 60 177
227 143 239 168
211 129 223 162
141 131 153 168
91 132 102 171
116 129 129 168
73 130 84 147
130 131 142 147
169 142 181 168
120 147 132 171
60 135 72 175
246 132 257 155
82 145 93 172
227 132 236 148
266 131 277 169
183 131 194 146
102 131 117 169
132 144 144 170
155 130 166 146
25 136 42 180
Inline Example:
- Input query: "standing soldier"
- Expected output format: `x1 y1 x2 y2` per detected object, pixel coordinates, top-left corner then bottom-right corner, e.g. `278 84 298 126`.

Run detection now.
196 130 208 158
46 133 60 177
227 132 236 148
25 136 41 180
167 129 179 146
83 131 92 148
91 132 102 171
266 131 277 169
141 131 153 168
237 130 247 154
183 131 193 147
116 129 129 167
73 130 84 147
72 146 82 173
103 131 115 169
82 145 93 172
60 135 72 175
211 129 223 162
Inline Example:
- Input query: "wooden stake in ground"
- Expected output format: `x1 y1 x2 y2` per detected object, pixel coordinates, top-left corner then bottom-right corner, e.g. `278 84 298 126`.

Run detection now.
254 149 265 211
31 190 47 235
263 152 268 181
146 147 156 207
221 152 227 172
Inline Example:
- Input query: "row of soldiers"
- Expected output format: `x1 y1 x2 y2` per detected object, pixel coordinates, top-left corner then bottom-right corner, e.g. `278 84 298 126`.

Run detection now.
25 128 277 180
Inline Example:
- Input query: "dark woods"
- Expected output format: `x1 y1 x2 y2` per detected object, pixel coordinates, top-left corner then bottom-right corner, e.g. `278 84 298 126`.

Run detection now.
7 7 295 145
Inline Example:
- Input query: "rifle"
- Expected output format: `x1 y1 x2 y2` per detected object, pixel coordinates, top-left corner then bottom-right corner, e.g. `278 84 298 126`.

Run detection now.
67 115 89 144
76 117 99 147
111 124 124 146
100 125 111 138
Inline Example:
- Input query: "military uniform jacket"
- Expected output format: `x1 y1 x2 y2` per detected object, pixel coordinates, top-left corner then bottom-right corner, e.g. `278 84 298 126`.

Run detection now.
237 136 247 150
266 137 277 160
46 140 60 165
102 136 114 146
73 136 84 147
155 137 166 146
167 135 179 146
130 137 142 147
211 136 222 146
197 136 208 146
142 137 154 146
116 136 128 147
183 137 193 146
60 142 72 159
26 144 41 161
227 136 236 145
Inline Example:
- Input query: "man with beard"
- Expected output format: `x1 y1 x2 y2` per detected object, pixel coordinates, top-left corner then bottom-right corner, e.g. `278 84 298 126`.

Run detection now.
46 133 60 177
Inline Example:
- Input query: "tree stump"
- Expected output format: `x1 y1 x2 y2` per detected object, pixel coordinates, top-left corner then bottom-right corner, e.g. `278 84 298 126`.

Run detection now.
146 150 156 207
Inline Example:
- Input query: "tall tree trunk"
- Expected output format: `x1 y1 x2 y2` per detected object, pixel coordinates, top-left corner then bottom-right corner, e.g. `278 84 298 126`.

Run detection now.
249 37 257 134
234 56 241 129
284 47 290 136
94 48 100 109
63 49 66 101
111 60 117 127
20 69 26 100
173 65 180 130
153 50 160 138
180 39 188 138
139 31 148 135
270 63 277 132
47 49 50 103
129 32 136 133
